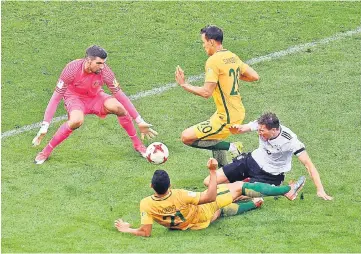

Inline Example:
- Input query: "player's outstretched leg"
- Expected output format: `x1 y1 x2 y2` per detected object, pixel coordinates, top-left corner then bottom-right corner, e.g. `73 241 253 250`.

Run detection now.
117 115 146 157
221 198 263 217
182 125 243 166
34 122 73 164
228 180 299 199
241 182 292 197
240 177 306 199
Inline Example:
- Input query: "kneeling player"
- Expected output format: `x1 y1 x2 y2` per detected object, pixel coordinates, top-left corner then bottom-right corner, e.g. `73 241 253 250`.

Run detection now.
114 158 304 237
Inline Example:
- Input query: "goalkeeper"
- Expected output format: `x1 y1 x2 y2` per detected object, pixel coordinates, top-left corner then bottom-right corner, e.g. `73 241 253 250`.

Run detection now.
33 45 157 164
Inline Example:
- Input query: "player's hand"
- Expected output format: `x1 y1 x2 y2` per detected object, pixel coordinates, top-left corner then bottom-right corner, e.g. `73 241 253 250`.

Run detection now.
233 195 252 202
230 124 250 134
114 219 130 232
317 189 333 201
138 121 158 140
32 121 49 146
207 158 218 171
175 65 186 86
229 124 241 134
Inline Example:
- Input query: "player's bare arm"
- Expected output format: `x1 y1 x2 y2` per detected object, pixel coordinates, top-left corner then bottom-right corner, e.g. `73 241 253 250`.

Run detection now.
114 219 152 237
239 65 259 82
297 152 333 201
198 158 218 204
175 66 216 98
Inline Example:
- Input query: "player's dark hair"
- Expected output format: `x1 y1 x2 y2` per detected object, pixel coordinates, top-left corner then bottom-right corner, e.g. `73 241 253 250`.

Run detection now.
258 112 280 130
85 45 107 59
151 170 170 195
200 25 223 43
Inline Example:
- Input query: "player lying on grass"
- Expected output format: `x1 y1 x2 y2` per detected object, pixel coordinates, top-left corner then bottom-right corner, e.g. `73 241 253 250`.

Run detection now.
203 112 333 201
175 25 259 167
32 45 157 164
114 158 305 237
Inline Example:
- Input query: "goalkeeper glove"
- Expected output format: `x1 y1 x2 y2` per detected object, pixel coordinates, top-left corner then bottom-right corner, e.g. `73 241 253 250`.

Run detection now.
32 121 49 146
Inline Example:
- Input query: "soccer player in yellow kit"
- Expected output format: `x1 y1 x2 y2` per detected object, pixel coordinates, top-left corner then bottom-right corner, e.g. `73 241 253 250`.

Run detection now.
175 25 259 167
114 158 304 237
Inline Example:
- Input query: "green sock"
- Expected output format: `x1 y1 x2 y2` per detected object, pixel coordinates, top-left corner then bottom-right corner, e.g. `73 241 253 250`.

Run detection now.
221 201 257 217
242 182 291 197
212 150 228 167
191 140 230 150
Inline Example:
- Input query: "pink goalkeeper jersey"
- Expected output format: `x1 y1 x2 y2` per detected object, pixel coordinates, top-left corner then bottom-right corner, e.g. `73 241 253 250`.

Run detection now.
56 59 120 98
43 58 140 123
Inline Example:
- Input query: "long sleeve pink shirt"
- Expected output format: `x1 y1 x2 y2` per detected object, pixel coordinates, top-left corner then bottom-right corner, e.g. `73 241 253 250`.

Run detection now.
43 59 139 123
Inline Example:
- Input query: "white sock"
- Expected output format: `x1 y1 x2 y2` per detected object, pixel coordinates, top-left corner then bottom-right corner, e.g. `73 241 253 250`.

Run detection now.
228 143 237 152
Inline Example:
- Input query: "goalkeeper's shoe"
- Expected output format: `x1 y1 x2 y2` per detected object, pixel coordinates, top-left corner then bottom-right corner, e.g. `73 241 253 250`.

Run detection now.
34 151 50 165
284 176 306 201
229 141 243 158
134 144 147 158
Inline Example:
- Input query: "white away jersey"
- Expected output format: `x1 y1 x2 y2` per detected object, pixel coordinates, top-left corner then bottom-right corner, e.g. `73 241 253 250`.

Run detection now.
249 122 305 175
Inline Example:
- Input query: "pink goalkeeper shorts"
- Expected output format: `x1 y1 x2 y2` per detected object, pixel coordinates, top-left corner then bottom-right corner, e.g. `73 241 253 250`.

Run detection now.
64 92 111 118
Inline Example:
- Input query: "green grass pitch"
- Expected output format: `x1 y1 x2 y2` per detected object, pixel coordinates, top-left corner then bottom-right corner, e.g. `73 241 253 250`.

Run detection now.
1 1 361 252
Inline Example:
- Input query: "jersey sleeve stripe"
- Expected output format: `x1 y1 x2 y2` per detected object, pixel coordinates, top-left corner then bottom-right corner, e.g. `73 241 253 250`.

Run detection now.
281 132 292 140
55 86 67 94
294 147 305 155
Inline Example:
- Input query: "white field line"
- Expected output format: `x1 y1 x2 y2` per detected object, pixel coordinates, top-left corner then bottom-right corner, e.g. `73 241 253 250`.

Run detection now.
2 27 360 139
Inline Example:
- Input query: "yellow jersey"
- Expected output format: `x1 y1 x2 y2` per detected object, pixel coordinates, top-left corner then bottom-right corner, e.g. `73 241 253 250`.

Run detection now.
139 185 233 231
205 49 248 124
140 189 202 230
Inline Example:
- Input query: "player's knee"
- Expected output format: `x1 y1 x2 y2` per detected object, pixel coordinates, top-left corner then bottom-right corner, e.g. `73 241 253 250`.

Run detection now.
104 99 126 116
115 105 127 116
235 181 244 191
68 118 84 129
181 130 193 145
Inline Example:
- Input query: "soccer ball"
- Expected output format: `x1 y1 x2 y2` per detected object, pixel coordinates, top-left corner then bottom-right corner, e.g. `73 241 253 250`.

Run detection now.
146 142 169 164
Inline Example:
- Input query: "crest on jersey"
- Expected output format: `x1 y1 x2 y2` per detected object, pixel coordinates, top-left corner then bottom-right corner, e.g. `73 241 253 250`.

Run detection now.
207 68 214 74
56 80 64 89
92 81 100 88
113 78 119 87
187 191 197 197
